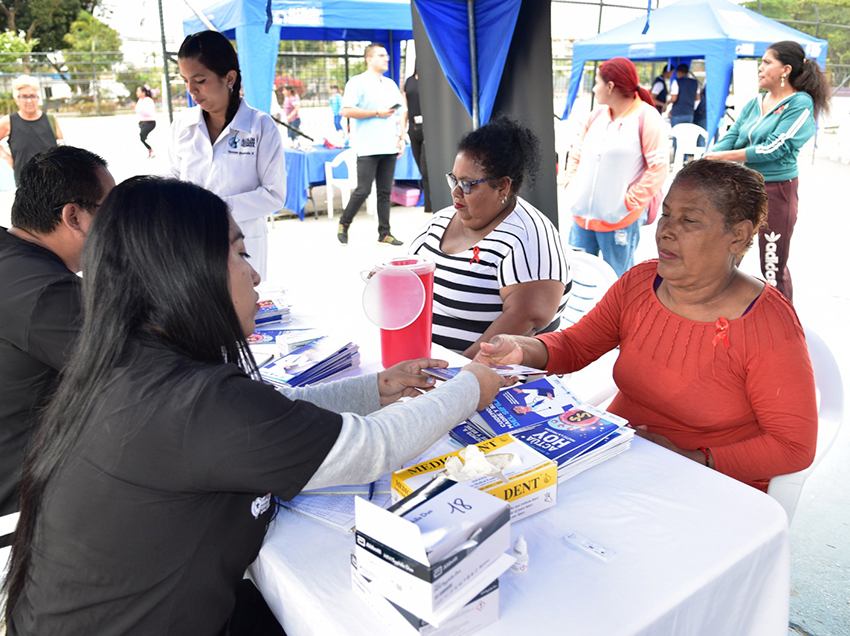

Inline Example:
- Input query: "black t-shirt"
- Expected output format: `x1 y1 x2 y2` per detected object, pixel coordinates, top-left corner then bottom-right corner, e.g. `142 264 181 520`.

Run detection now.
9 112 57 185
404 75 421 120
0 228 81 516
9 341 343 636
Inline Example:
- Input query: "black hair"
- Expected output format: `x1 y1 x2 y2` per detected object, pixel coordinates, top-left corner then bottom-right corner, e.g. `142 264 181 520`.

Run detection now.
3 177 258 618
138 84 152 98
456 116 540 195
330 84 339 90
676 63 689 74
178 30 242 128
670 159 768 249
768 41 831 118
11 145 108 234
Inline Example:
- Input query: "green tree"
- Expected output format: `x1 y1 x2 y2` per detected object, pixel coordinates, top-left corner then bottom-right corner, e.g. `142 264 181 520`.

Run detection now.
62 10 122 95
744 0 850 66
0 1 100 51
0 29 34 73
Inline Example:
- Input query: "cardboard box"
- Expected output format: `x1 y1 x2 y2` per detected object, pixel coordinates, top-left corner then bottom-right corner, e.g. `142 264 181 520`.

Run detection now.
392 434 558 523
351 554 500 636
391 184 421 206
354 479 513 626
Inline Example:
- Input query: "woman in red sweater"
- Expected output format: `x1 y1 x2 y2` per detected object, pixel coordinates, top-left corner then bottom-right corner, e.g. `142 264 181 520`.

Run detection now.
476 159 817 491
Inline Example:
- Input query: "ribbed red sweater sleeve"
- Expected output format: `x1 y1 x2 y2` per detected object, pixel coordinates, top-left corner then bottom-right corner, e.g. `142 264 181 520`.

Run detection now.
536 261 817 491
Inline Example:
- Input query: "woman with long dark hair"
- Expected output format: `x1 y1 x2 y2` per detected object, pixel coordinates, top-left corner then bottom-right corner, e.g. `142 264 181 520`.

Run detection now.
3 177 502 635
705 41 831 302
563 57 668 277
135 84 156 157
169 30 285 280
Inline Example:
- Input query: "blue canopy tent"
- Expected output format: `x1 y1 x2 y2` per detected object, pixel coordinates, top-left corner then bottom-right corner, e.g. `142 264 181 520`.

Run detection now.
564 0 828 142
182 0 414 114
412 0 523 127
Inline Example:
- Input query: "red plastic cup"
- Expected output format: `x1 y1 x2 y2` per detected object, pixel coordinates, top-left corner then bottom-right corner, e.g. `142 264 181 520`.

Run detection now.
362 256 436 368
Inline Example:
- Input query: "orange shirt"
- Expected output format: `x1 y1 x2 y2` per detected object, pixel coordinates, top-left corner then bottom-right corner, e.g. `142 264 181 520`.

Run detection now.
537 260 817 491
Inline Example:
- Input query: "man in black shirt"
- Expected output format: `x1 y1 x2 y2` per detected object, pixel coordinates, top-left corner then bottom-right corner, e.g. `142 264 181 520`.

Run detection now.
0 146 114 518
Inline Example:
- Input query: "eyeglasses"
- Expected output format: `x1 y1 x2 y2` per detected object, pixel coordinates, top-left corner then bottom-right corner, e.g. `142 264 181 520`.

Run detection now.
52 201 101 214
446 173 489 195
17 94 39 101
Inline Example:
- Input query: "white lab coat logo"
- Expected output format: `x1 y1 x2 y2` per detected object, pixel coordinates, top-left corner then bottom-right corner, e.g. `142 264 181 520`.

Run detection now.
251 493 271 519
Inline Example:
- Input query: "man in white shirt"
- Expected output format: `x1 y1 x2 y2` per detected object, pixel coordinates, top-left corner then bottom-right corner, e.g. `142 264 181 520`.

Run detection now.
337 43 407 246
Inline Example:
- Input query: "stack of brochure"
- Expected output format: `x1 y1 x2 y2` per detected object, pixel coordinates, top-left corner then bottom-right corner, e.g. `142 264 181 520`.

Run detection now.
255 293 291 325
450 376 633 483
259 336 359 387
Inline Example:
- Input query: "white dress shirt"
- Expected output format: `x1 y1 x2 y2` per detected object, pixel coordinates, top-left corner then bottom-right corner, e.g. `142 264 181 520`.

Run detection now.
168 99 286 279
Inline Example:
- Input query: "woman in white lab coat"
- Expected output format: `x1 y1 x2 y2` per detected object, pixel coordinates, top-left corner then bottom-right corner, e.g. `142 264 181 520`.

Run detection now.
169 30 285 280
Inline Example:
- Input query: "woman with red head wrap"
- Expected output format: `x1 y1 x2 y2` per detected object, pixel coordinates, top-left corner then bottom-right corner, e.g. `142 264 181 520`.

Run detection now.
563 57 668 277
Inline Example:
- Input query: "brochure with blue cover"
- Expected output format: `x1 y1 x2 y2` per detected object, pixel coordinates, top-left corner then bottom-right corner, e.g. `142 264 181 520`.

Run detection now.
449 375 633 482
259 336 359 387
473 376 586 438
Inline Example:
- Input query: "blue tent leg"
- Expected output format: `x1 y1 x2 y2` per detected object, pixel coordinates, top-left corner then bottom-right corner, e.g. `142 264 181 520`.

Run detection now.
235 22 282 115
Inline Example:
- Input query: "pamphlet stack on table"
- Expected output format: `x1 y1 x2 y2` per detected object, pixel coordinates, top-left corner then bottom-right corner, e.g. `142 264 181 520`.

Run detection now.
258 336 360 388
450 376 634 483
255 291 291 325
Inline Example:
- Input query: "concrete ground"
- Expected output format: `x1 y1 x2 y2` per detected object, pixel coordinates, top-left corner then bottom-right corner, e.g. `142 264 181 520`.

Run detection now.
1 114 847 635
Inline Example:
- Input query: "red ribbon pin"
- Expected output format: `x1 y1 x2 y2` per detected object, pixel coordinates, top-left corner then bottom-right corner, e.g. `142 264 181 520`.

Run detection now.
470 245 480 264
712 317 730 349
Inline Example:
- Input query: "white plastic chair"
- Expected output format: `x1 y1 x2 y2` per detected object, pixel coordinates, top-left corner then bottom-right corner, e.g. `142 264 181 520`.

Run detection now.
671 123 708 172
768 326 844 523
324 149 377 219
560 250 618 330
559 250 620 407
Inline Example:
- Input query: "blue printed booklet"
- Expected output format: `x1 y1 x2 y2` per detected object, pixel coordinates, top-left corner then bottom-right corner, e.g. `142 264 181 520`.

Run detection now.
449 375 633 482
422 364 546 382
247 328 313 345
472 376 586 438
255 296 291 326
259 336 359 387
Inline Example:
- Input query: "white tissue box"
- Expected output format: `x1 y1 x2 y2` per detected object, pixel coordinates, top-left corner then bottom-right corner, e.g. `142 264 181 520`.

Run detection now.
391 434 558 523
354 480 512 626
351 553 500 636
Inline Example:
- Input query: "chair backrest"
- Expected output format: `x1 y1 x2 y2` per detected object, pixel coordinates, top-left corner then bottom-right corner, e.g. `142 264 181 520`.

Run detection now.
768 326 844 523
324 148 357 188
671 123 708 172
560 250 618 330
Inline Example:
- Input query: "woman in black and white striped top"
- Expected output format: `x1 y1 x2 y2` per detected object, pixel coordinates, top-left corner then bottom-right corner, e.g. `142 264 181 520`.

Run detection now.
410 117 571 357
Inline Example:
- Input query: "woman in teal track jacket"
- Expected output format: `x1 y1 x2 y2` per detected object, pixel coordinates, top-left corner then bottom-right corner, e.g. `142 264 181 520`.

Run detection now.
705 41 830 302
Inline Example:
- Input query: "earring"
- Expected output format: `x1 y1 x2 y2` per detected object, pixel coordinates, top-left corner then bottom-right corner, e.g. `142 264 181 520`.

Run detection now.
501 196 507 205
780 74 786 88
227 83 233 91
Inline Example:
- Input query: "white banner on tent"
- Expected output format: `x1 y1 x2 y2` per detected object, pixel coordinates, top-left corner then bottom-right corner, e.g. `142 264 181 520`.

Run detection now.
273 7 324 27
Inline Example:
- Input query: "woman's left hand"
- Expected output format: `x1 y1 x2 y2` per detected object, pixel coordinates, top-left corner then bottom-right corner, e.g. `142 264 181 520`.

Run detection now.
376 358 446 405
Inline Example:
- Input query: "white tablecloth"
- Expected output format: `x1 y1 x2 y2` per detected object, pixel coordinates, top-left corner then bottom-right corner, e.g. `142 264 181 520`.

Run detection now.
250 432 790 636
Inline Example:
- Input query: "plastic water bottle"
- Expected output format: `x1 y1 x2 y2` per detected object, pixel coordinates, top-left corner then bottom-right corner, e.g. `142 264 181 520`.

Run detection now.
511 536 529 574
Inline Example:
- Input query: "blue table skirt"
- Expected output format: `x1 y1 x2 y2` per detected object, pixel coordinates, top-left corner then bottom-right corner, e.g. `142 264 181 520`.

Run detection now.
283 144 422 220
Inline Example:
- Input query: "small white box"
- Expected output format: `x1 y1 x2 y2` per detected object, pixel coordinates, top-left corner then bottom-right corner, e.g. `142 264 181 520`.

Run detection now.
351 554 500 636
354 480 513 626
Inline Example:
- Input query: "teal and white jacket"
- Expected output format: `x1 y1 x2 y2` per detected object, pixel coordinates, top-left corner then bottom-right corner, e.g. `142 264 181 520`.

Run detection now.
711 91 815 182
